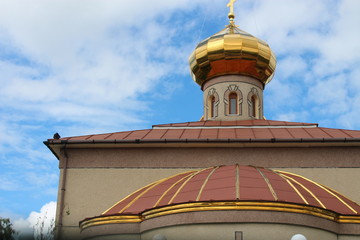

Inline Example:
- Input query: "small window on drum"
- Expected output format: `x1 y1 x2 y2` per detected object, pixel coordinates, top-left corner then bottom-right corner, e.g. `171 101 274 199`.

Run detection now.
229 93 237 114
251 95 257 118
210 96 216 118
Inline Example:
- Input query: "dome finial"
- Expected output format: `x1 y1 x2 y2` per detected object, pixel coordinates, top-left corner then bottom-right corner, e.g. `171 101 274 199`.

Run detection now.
227 0 237 24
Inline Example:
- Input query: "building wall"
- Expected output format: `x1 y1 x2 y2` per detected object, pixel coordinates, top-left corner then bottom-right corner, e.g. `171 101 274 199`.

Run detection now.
61 147 360 169
56 168 192 239
80 209 360 239
84 223 339 240
142 223 338 240
55 146 360 239
338 236 360 240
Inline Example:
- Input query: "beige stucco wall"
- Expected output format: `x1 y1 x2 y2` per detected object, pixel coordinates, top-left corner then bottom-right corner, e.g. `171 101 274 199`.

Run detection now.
142 223 337 240
84 234 139 240
62 147 360 169
338 236 360 240
82 223 360 240
58 168 192 238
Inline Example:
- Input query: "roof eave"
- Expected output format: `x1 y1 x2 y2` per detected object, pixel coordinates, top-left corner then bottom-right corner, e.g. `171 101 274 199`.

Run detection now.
44 137 360 154
43 140 61 160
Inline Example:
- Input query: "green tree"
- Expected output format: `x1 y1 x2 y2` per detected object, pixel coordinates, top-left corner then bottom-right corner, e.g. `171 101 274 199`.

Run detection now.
0 217 16 240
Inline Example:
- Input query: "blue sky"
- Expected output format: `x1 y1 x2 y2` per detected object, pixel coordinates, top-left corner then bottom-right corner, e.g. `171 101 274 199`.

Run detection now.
1 0 360 234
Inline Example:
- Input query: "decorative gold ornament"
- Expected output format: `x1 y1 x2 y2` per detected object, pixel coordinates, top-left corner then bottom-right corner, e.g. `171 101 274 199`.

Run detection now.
227 0 237 21
227 0 236 13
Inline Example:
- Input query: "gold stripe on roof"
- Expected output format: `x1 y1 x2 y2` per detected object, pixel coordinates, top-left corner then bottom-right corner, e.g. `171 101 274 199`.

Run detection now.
118 171 197 214
153 172 196 208
102 181 157 215
274 170 309 205
323 185 360 212
168 168 212 205
256 167 278 201
277 170 358 214
235 164 240 200
102 170 197 215
196 166 219 201
278 173 326 209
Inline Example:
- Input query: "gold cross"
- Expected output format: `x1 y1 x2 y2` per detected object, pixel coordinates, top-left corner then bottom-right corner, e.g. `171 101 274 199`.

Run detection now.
227 0 237 14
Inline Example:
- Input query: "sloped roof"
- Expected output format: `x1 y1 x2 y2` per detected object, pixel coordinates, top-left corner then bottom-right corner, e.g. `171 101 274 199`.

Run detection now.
49 120 360 142
80 165 360 230
102 165 360 216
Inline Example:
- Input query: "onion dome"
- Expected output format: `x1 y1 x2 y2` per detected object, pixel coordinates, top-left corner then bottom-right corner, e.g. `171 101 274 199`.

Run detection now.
81 165 360 230
189 22 276 87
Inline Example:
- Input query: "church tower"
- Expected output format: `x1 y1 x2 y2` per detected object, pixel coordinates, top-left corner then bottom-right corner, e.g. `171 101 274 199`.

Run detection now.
189 2 276 120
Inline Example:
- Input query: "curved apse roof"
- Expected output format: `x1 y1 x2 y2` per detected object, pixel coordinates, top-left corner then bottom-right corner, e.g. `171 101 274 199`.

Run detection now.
81 165 360 229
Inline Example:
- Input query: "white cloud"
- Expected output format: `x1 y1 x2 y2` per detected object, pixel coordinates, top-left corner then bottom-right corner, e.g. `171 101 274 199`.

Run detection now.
318 0 360 64
240 0 334 54
13 201 56 239
276 56 308 80
0 0 210 132
239 0 360 128
307 74 350 114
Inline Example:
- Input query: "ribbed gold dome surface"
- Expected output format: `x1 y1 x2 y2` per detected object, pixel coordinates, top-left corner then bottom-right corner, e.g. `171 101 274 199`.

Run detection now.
189 25 276 87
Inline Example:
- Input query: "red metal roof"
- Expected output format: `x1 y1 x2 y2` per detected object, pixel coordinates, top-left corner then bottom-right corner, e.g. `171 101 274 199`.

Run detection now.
102 165 360 216
51 120 360 142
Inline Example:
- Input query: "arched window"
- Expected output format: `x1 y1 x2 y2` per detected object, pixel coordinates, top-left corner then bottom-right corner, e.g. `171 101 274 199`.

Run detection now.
251 95 257 118
210 96 216 118
206 88 219 120
224 85 242 116
247 88 261 119
229 92 237 114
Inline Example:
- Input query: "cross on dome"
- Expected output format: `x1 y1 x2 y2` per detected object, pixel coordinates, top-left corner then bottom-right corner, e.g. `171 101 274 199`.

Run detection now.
227 0 237 22
227 0 237 13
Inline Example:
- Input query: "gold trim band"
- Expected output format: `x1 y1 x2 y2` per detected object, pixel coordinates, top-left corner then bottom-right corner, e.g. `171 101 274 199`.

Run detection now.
142 201 336 220
80 215 142 230
81 201 360 231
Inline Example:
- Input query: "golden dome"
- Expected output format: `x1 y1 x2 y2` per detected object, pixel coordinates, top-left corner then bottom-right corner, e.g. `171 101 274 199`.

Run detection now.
189 24 276 87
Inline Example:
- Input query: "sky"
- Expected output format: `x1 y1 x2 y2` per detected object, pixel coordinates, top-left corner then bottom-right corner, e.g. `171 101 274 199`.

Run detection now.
0 0 360 236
